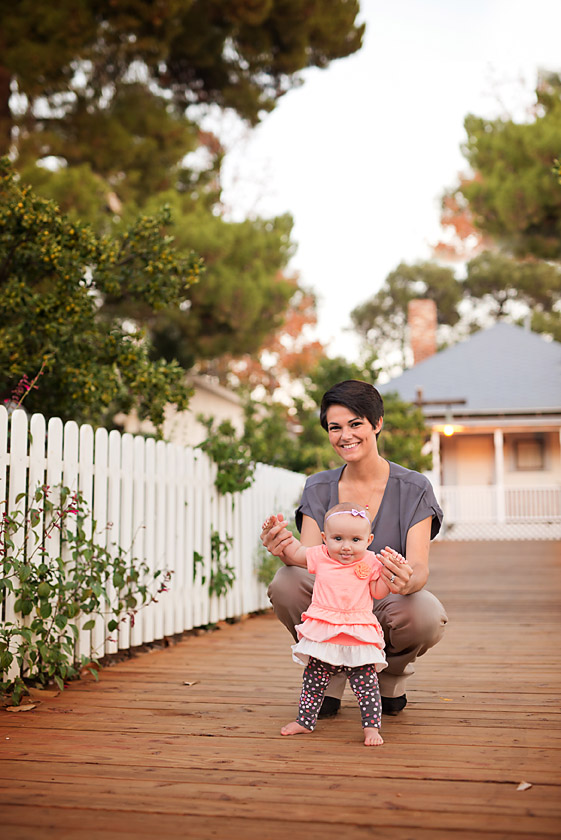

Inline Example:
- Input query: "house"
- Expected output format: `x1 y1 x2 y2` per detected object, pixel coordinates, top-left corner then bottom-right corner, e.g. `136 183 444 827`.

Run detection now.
378 304 561 540
116 374 245 447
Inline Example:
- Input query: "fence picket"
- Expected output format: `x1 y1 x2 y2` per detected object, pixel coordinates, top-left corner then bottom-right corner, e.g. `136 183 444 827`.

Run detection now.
130 435 145 648
164 443 177 637
5 411 28 631
8 410 28 516
200 453 213 627
28 413 46 505
0 408 8 521
172 446 186 635
45 417 64 563
153 440 168 640
91 427 109 658
77 423 95 661
118 434 134 651
62 421 79 491
28 413 47 611
0 408 7 628
182 448 195 632
142 437 156 644
105 431 121 655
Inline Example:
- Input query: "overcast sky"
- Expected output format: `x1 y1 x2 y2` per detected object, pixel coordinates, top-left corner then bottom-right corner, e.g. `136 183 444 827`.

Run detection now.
219 0 561 361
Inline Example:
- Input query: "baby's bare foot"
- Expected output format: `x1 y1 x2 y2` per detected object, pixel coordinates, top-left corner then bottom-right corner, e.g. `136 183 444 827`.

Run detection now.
281 721 311 736
364 727 383 746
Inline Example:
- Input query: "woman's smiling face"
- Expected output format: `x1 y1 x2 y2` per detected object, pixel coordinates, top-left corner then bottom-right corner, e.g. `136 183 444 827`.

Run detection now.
325 405 381 462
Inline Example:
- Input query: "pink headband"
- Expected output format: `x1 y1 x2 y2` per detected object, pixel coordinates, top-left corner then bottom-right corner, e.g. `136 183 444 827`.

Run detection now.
325 508 368 522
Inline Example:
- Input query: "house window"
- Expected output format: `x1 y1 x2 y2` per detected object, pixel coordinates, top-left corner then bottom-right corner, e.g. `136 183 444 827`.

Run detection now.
514 438 545 471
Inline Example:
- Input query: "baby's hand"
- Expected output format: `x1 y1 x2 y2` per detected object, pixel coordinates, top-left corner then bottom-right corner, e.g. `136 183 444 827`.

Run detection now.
261 513 292 557
261 514 280 535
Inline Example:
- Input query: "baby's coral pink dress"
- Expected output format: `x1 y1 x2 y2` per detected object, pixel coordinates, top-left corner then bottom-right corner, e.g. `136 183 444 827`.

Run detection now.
292 545 387 671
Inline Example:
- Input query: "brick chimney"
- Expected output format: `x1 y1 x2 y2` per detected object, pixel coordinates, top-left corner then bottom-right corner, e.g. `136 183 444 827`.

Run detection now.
408 299 437 365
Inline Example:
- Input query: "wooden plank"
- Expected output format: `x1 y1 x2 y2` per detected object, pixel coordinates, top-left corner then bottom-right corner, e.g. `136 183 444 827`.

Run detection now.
3 804 547 840
0 729 557 786
1 777 559 835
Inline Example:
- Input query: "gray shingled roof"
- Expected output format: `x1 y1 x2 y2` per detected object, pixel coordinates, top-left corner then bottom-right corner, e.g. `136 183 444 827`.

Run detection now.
377 322 561 414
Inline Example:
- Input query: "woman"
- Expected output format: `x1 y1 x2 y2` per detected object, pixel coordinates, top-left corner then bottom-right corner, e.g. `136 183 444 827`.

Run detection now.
261 379 447 717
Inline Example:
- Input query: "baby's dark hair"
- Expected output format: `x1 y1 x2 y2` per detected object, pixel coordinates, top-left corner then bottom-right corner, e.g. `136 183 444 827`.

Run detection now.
320 380 384 434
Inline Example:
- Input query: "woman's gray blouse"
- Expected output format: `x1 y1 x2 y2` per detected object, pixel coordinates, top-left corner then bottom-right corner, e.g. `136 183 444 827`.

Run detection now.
295 462 443 555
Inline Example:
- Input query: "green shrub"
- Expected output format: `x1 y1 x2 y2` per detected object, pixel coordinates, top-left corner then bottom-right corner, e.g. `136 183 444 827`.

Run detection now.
0 484 169 704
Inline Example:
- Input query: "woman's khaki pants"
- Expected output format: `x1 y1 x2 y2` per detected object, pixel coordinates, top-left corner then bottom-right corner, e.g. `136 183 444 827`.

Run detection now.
268 565 448 699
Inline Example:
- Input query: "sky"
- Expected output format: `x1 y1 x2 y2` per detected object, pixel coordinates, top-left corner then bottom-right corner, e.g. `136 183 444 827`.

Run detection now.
218 0 561 362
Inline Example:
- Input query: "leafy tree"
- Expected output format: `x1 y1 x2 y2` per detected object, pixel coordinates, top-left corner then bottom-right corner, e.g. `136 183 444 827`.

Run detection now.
464 251 561 335
457 72 561 261
439 71 561 340
350 261 462 372
24 171 301 371
1 3 359 373
142 198 297 367
0 159 201 430
1 0 363 163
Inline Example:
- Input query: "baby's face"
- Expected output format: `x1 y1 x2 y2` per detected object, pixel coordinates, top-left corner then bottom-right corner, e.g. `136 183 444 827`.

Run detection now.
322 515 373 564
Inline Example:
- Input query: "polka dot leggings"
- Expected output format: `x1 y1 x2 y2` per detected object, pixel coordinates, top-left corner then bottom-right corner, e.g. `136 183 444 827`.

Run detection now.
296 656 382 731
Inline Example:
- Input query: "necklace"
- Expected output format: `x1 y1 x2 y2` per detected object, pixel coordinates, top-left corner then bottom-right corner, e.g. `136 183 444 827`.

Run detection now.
344 485 377 519
343 477 387 520
364 493 376 516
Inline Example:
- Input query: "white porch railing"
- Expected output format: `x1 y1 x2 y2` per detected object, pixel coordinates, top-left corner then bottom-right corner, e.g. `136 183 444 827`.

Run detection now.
438 484 561 540
0 407 305 660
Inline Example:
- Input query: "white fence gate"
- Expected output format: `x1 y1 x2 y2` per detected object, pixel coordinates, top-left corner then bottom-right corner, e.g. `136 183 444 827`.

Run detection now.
0 407 305 662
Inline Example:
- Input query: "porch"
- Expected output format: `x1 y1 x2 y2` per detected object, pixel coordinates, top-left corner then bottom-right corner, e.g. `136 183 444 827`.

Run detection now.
1 539 560 839
438 484 561 540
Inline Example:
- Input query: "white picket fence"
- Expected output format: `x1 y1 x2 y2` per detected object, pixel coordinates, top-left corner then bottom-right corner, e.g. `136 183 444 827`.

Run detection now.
0 406 305 663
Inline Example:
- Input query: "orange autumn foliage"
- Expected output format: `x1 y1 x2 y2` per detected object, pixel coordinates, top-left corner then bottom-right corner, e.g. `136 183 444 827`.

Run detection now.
432 175 490 262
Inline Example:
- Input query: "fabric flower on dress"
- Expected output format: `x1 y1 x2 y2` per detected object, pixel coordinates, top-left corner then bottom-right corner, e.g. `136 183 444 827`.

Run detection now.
354 560 371 579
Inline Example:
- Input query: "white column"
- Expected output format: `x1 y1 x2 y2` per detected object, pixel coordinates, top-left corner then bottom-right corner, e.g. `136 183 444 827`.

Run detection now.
431 429 441 493
494 429 505 523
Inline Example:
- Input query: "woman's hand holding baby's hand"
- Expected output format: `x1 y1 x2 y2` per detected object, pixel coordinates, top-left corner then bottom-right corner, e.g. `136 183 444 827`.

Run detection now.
261 513 293 557
377 547 413 594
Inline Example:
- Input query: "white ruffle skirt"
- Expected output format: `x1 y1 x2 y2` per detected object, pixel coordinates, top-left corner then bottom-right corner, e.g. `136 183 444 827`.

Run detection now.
292 638 387 671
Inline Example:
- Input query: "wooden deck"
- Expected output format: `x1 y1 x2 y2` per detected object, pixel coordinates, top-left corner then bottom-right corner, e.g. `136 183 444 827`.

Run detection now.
1 540 560 839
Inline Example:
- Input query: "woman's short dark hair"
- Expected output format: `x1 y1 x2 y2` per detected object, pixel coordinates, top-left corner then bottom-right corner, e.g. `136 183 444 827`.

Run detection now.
319 380 384 431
